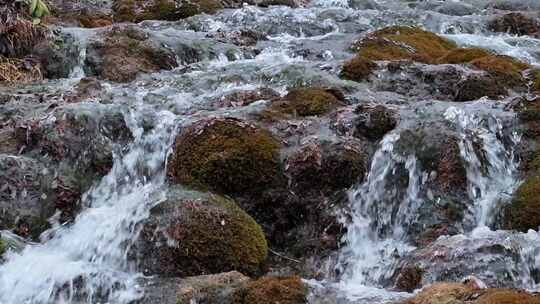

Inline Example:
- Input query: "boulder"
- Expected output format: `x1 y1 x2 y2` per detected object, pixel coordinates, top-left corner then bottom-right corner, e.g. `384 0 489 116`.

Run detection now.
340 55 377 82
133 188 268 277
353 104 397 141
263 87 345 119
488 13 540 37
112 0 223 23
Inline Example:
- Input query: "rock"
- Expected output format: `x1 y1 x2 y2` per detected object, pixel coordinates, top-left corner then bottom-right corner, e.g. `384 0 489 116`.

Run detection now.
504 176 540 231
395 265 424 292
470 55 529 90
45 0 113 28
232 276 308 304
31 32 80 79
264 87 345 119
454 74 507 101
352 26 457 64
133 188 268 277
206 29 267 47
140 271 250 304
488 13 540 37
353 104 397 141
285 139 366 196
84 26 178 82
401 282 475 304
167 117 282 197
340 55 377 82
65 77 103 103
112 0 223 23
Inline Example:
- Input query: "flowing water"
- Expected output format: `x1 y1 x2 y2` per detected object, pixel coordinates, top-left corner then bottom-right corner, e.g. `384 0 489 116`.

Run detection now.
1 0 540 303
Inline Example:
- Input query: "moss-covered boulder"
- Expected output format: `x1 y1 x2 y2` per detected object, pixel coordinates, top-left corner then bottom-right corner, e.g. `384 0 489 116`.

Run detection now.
340 55 377 82
85 26 178 82
352 26 457 64
470 55 529 89
134 188 268 277
454 74 507 101
112 0 223 23
167 117 282 196
531 70 540 92
474 289 540 304
504 176 540 231
232 276 308 304
264 87 345 119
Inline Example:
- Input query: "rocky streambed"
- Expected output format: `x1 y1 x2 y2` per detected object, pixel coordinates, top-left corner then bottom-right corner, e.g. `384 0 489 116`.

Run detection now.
1 0 540 303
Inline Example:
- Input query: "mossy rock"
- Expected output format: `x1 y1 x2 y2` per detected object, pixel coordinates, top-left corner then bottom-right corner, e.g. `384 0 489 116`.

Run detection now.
353 26 457 64
340 55 377 82
437 47 492 64
531 70 540 92
167 117 282 196
505 176 540 232
135 190 268 277
233 276 308 304
470 55 529 88
113 0 222 23
454 75 507 102
265 87 345 119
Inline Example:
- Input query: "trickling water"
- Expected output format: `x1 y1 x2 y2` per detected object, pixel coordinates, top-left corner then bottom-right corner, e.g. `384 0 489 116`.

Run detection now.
0 104 178 303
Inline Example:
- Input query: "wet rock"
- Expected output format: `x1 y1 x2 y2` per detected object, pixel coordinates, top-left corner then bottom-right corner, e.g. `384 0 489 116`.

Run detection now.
232 276 308 304
140 271 250 304
167 117 282 196
401 282 476 304
488 13 540 37
45 0 113 27
31 32 80 79
112 0 223 23
340 55 377 82
285 139 366 195
503 176 540 232
65 77 103 103
210 88 279 108
133 188 268 277
263 87 345 119
353 104 397 141
470 55 529 90
206 29 267 47
352 26 457 64
395 265 424 292
0 155 54 238
454 75 507 101
395 229 533 289
85 26 178 82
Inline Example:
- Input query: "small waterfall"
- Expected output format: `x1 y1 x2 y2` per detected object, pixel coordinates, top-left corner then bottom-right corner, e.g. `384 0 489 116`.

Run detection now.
444 106 520 228
0 106 178 303
339 105 521 299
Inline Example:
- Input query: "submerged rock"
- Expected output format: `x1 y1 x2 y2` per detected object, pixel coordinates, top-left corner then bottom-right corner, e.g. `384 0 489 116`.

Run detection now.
133 188 268 277
85 26 178 82
167 117 282 196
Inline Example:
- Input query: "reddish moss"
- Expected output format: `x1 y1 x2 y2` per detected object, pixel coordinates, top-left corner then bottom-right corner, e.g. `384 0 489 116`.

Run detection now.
437 47 492 64
167 118 282 196
475 289 540 304
470 55 529 88
404 283 471 304
340 55 377 82
233 276 308 304
353 26 457 63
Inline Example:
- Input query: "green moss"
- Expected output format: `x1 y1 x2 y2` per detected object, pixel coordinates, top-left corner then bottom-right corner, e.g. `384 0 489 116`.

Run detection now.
233 276 308 304
353 26 457 63
437 47 492 64
532 70 540 92
340 55 377 82
267 87 344 118
167 118 282 196
164 194 268 276
0 239 5 256
506 176 540 232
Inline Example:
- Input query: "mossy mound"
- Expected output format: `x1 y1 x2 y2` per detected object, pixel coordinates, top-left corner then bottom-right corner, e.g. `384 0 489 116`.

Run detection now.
113 0 222 23
340 55 377 82
136 191 268 277
505 176 540 232
233 276 308 304
352 26 457 63
437 47 492 64
167 117 282 196
266 87 345 118
475 289 540 304
531 70 540 92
